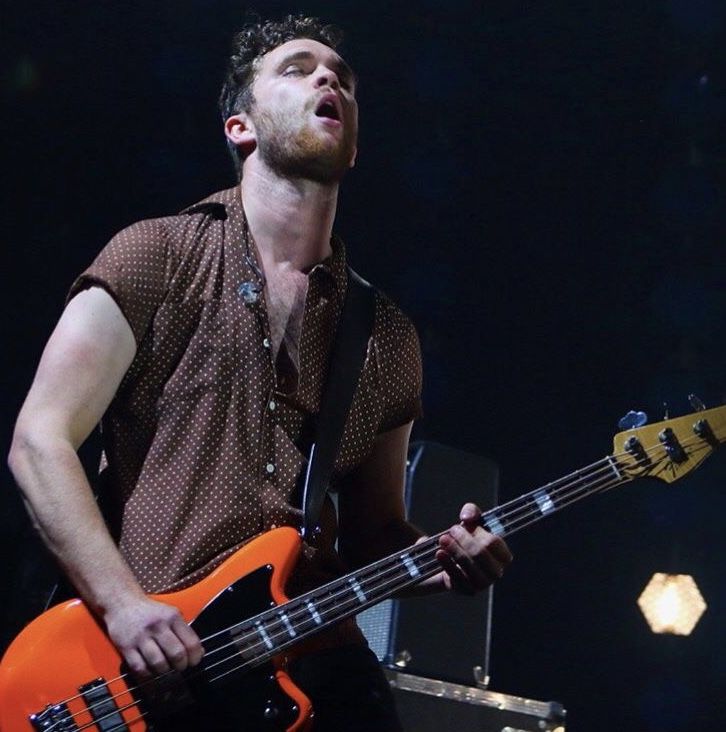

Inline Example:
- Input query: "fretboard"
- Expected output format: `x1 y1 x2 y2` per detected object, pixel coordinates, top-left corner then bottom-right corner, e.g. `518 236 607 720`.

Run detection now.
201 453 629 683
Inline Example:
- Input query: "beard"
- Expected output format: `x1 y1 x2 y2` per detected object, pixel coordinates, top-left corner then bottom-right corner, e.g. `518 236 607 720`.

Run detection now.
251 104 356 184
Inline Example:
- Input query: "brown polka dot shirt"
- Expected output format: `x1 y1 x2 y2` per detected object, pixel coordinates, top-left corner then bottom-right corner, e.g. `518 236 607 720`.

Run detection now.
69 186 422 601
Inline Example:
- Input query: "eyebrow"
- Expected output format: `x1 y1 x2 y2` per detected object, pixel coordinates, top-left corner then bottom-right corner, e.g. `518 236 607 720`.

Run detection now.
275 50 357 87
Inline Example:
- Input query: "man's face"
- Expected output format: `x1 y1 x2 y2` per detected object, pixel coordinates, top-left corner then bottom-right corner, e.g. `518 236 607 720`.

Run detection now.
246 38 358 183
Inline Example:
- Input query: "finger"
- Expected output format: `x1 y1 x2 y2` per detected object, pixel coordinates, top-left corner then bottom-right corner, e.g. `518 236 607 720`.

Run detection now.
452 522 513 569
124 647 152 679
138 637 171 676
154 625 192 671
435 547 475 595
171 615 205 666
488 535 514 565
459 503 482 526
439 532 495 589
441 528 505 586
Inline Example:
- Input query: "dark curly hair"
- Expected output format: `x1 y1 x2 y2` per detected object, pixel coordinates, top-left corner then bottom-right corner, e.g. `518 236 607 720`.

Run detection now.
219 14 344 176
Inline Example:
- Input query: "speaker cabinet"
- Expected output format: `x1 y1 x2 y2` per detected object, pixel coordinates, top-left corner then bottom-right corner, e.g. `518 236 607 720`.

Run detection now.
357 442 498 686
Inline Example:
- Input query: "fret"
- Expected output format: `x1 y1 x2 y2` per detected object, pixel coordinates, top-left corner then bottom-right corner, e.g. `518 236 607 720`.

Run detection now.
483 512 506 536
254 620 275 651
348 577 367 604
305 599 323 625
278 611 297 638
400 552 421 579
533 489 556 515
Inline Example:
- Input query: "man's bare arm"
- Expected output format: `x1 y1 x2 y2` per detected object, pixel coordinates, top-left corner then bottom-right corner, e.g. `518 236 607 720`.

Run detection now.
8 287 203 675
337 423 512 596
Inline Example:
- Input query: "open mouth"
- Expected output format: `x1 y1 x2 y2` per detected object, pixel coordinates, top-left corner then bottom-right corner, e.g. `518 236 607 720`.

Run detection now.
315 98 341 122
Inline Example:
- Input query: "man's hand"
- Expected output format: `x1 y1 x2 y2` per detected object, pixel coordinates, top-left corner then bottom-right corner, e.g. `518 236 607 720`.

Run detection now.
436 502 513 593
103 596 204 678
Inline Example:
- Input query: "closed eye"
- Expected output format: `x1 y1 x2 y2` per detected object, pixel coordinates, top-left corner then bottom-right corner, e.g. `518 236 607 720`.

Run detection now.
282 65 305 76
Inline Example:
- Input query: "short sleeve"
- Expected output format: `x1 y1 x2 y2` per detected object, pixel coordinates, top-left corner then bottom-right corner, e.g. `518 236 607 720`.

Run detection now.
375 295 423 433
67 218 172 345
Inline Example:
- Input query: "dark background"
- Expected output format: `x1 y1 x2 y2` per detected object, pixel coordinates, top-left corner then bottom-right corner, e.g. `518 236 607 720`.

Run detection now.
2 2 725 730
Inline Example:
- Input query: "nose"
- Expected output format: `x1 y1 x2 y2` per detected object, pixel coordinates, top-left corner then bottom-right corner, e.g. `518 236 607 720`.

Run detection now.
313 65 340 91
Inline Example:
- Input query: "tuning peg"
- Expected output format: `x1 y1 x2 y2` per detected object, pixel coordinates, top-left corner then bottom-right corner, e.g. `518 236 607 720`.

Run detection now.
688 394 706 411
618 410 648 430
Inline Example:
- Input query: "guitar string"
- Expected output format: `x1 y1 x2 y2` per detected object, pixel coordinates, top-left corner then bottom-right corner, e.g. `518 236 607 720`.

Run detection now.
200 455 624 654
121 453 630 689
59 430 704 732
164 458 644 683
200 441 680 674
44 455 627 732
181 431 708 683
185 426 704 673
47 426 702 732
44 434 699 731
53 447 656 732
43 435 688 732
204 460 631 682
201 459 626 675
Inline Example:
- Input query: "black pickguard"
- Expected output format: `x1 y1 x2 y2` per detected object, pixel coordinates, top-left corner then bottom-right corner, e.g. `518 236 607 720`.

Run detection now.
139 566 301 732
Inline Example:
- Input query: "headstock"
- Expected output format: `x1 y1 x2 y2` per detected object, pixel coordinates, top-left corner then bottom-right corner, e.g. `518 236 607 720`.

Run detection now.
613 404 726 483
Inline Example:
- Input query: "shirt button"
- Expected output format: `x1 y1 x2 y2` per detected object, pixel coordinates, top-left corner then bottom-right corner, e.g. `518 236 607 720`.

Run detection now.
263 337 271 349
268 400 277 411
265 463 275 474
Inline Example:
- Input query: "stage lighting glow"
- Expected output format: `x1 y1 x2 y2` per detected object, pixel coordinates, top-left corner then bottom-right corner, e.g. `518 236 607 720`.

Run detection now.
637 573 706 636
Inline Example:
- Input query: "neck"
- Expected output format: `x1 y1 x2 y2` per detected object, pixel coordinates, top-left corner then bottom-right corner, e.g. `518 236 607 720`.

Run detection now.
240 163 339 274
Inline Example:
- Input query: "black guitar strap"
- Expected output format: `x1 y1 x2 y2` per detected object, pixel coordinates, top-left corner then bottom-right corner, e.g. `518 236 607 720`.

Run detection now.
301 266 376 541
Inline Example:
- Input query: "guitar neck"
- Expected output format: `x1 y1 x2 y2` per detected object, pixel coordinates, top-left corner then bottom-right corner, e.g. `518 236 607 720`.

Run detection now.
222 454 628 671
478 454 627 538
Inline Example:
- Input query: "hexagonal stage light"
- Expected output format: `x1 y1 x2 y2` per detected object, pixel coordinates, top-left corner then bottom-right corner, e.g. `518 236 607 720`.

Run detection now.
637 573 707 636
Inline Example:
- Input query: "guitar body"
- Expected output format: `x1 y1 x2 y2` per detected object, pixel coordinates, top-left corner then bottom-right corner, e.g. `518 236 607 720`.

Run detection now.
0 527 312 732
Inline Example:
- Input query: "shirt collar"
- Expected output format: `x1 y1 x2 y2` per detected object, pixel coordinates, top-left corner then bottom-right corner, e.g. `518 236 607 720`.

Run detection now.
180 186 348 298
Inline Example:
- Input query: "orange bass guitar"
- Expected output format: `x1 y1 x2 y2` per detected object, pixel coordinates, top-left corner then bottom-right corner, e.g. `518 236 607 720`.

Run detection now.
0 405 724 731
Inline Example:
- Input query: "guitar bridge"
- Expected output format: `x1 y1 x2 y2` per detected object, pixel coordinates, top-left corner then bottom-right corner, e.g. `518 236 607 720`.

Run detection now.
30 678 130 732
30 703 77 731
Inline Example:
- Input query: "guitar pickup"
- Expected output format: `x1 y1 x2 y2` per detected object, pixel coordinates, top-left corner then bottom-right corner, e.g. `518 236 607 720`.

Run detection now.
658 427 688 464
79 678 129 732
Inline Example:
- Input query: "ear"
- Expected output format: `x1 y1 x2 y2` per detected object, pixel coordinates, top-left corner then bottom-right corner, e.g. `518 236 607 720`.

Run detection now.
224 113 256 157
348 144 358 169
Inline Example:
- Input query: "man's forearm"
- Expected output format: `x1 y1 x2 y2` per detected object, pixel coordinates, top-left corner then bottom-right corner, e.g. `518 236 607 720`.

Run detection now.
9 433 205 676
8 432 146 615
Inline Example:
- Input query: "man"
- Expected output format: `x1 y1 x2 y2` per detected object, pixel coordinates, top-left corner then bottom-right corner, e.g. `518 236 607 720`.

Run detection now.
8 14 511 731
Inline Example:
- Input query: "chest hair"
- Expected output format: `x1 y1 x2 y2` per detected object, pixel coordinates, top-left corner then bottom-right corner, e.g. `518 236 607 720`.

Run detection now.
265 269 309 366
